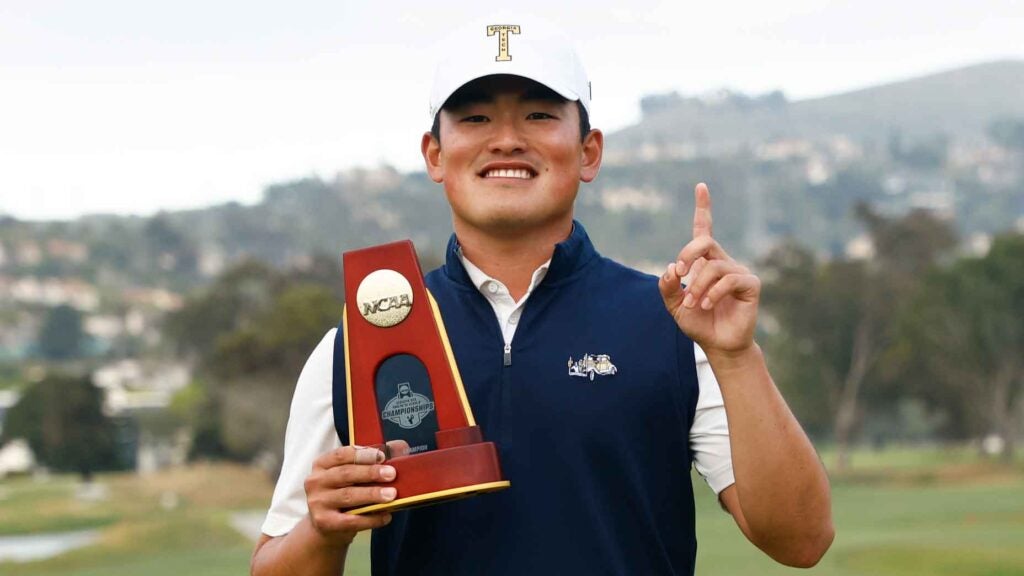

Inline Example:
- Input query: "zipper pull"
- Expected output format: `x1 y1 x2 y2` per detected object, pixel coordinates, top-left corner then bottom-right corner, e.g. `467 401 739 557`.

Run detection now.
503 344 512 367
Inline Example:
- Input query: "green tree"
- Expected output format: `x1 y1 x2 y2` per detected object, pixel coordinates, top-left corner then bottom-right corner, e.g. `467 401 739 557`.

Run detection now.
37 305 85 360
167 262 343 463
208 284 341 462
163 260 281 361
761 245 875 471
142 215 198 278
760 206 956 470
169 380 228 460
0 373 122 478
893 233 1024 460
209 284 339 378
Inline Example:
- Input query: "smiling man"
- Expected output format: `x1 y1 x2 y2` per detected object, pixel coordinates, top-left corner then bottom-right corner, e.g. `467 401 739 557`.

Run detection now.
251 16 833 576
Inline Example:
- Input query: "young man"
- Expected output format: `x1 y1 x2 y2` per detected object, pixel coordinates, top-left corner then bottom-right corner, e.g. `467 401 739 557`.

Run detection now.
252 17 833 576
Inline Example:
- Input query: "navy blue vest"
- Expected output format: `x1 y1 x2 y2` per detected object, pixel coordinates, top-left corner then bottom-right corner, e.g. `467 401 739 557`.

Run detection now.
333 222 701 575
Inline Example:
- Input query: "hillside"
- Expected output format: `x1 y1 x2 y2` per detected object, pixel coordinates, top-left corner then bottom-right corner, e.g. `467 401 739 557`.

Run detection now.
609 60 1024 158
1 60 1022 295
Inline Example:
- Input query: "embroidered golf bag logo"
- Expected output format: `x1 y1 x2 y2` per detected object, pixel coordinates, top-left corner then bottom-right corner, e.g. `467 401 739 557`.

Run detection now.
568 354 618 381
381 382 436 429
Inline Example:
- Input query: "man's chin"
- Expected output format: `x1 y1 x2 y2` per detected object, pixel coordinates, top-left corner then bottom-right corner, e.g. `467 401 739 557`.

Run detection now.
458 212 572 238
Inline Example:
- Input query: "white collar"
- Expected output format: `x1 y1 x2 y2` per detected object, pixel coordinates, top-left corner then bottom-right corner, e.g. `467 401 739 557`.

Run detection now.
458 251 551 303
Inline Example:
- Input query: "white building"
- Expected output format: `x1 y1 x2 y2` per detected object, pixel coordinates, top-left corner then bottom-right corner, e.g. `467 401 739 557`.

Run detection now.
0 439 35 478
92 360 191 416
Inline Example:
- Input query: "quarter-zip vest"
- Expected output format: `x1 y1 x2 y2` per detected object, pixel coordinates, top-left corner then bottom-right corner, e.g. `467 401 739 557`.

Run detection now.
333 222 701 575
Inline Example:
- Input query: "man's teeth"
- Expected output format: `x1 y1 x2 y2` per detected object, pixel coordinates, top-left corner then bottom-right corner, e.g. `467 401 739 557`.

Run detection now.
484 168 533 179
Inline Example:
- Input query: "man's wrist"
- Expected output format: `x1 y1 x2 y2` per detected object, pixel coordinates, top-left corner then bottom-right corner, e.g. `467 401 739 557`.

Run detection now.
703 342 763 374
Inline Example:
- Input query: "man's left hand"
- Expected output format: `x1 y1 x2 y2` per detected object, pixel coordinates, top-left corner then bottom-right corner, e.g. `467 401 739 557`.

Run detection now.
657 183 761 356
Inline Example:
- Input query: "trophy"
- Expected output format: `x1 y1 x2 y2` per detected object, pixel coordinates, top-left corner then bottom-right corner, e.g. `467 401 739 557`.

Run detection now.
341 240 510 515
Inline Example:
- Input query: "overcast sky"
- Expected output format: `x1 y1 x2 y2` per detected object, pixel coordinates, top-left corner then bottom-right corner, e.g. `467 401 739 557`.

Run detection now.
2 0 1022 220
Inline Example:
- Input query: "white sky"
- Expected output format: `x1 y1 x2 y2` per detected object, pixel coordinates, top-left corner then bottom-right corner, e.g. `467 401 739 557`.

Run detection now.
2 0 1022 220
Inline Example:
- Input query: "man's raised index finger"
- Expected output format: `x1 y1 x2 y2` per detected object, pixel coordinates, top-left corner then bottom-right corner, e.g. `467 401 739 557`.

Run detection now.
692 182 713 239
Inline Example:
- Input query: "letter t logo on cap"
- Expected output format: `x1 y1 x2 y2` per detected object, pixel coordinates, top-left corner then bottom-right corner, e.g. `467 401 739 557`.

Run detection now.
487 25 521 62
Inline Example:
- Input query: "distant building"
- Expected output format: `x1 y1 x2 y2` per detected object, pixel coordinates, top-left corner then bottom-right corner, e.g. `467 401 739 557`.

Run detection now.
136 427 191 475
84 313 119 336
121 287 184 312
0 439 35 478
89 361 193 473
805 157 831 185
950 143 1020 186
600 186 666 213
827 136 864 163
883 172 957 219
2 277 99 311
92 359 190 416
198 245 227 278
338 165 402 193
14 242 43 266
967 233 993 257
845 234 876 260
756 139 813 162
45 239 89 263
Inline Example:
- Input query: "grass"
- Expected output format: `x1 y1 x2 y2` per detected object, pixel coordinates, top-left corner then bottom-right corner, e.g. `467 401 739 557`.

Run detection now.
0 447 1021 575
0 477 119 536
694 478 1024 576
689 444 1024 576
0 464 273 576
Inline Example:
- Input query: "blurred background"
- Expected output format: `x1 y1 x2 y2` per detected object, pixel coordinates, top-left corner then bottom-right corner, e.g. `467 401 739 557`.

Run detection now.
1 1 1022 574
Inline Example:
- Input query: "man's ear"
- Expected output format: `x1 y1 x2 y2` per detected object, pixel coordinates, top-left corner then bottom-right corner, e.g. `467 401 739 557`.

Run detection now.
421 132 444 183
579 129 603 183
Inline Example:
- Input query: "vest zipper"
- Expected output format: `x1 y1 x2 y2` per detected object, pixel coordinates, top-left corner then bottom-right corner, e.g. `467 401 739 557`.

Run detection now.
503 343 512 366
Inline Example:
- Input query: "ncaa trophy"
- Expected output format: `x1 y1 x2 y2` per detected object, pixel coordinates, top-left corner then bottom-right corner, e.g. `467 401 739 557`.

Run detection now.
341 240 510 514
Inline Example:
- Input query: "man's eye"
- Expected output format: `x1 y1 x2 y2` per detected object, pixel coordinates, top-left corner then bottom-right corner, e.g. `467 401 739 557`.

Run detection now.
527 112 554 120
460 115 488 123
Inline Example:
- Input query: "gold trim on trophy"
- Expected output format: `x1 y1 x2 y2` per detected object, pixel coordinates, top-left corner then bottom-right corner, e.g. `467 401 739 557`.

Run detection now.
427 292 476 427
346 480 511 515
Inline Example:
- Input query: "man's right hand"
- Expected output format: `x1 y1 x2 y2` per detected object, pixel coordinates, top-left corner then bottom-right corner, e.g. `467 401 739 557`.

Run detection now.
304 442 407 546
252 441 410 576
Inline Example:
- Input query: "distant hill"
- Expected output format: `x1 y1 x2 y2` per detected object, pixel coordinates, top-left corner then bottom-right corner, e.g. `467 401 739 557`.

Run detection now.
2 60 1021 294
609 60 1024 157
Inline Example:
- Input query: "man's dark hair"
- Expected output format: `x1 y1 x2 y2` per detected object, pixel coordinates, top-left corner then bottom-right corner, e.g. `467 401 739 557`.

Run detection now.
430 100 591 144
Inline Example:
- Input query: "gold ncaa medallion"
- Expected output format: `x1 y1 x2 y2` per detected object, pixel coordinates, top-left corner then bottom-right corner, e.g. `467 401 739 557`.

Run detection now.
356 269 414 328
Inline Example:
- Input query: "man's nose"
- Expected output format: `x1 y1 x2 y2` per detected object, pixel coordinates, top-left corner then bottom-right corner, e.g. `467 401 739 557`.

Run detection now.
488 119 527 154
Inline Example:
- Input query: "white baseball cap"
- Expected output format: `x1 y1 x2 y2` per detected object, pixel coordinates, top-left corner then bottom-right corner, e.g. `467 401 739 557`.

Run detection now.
428 16 591 120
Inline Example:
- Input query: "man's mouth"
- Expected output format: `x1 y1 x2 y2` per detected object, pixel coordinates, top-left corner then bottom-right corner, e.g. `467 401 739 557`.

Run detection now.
481 168 536 179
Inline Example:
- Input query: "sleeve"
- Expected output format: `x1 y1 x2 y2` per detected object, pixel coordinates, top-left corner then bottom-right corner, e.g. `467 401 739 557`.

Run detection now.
260 329 343 537
689 342 736 495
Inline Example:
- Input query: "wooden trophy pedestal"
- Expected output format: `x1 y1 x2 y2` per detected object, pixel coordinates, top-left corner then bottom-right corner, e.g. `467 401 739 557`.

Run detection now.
342 240 509 515
345 426 508 515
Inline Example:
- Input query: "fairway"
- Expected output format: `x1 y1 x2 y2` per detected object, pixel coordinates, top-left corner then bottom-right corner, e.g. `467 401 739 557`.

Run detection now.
694 479 1024 575
0 454 1022 575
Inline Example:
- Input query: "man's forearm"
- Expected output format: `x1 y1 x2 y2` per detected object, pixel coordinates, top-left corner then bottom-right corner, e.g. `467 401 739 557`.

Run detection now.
251 516 350 576
707 343 834 565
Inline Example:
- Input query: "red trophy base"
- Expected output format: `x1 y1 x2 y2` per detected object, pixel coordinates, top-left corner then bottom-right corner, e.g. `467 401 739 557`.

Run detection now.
346 426 509 515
